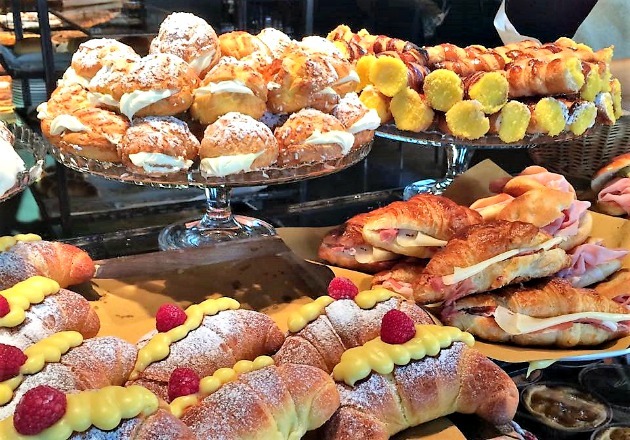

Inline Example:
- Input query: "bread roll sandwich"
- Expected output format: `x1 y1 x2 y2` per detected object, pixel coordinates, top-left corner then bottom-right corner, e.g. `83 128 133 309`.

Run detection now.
441 278 630 347
592 152 630 216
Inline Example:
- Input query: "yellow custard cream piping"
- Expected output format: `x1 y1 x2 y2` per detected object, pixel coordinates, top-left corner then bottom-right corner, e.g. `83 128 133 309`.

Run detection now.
170 355 274 418
333 324 475 386
0 234 41 252
0 331 84 405
287 288 400 333
0 385 158 440
0 277 61 328
130 297 240 379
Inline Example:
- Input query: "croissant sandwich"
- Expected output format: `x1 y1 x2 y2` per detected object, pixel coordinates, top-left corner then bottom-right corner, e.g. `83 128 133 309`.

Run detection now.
274 285 434 372
379 220 571 305
324 315 518 439
558 239 628 288
0 333 137 420
592 152 630 217
441 278 630 347
126 297 284 401
0 277 100 350
171 357 340 439
361 194 482 259
0 385 194 439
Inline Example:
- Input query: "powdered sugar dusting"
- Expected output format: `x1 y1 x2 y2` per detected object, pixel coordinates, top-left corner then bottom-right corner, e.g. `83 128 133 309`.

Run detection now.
333 92 368 128
127 53 195 90
204 112 275 145
122 116 199 158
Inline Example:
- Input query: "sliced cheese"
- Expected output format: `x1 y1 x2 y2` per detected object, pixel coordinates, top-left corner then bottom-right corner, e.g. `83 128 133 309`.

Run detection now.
354 246 397 264
442 236 565 286
395 229 448 248
494 306 630 335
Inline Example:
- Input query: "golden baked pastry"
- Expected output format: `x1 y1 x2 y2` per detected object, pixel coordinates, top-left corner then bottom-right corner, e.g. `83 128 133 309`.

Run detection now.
190 57 267 124
219 31 271 60
70 38 139 81
43 107 129 163
87 57 136 110
120 53 199 120
257 27 292 59
149 12 220 77
199 112 279 177
118 116 200 176
298 36 344 57
332 92 380 148
274 108 355 166
38 82 91 122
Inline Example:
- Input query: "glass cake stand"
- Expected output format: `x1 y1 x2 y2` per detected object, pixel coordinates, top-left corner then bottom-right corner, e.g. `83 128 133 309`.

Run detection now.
50 141 373 250
0 124 46 203
376 125 582 199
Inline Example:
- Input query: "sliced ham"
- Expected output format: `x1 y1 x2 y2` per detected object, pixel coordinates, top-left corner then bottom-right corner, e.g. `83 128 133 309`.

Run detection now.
558 242 628 278
378 228 398 242
382 279 414 297
489 166 576 196
598 177 630 215
612 295 630 308
542 200 591 236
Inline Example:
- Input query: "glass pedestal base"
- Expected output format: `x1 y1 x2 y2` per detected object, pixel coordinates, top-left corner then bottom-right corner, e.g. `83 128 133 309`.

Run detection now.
403 178 454 199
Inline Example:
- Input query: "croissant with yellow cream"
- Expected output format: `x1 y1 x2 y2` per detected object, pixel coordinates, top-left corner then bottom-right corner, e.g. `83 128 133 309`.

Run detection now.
505 57 585 98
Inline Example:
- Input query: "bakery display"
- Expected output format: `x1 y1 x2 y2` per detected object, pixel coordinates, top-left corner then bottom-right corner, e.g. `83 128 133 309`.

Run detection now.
0 121 25 198
592 153 630 217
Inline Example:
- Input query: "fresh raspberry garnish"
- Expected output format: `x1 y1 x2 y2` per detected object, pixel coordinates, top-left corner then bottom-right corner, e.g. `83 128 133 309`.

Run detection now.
380 310 416 344
327 277 359 300
168 367 200 402
155 304 187 332
13 385 67 435
0 344 27 381
0 295 9 317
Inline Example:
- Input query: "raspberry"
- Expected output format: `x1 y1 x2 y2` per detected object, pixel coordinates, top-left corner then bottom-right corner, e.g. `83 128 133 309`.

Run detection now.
327 277 359 300
380 310 416 344
155 304 187 332
0 295 9 317
0 344 27 381
168 367 200 402
13 385 67 435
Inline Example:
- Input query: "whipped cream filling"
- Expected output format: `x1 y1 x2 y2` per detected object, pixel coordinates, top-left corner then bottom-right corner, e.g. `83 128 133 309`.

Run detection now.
188 49 216 74
36 102 48 120
318 87 338 96
200 151 265 177
304 130 355 155
195 80 254 96
0 140 25 196
128 152 192 174
120 89 175 120
59 67 90 88
88 91 120 108
49 115 88 136
348 109 380 133
334 70 360 86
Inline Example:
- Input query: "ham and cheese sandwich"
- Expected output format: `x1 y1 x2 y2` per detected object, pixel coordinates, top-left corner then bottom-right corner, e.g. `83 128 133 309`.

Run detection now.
558 239 628 288
490 165 576 197
361 194 482 259
592 152 630 216
441 278 630 347
374 220 571 305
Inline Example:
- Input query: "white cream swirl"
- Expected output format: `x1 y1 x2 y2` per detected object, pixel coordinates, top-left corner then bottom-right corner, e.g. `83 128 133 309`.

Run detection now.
120 89 175 120
88 92 119 108
348 109 380 133
200 151 265 177
304 130 355 155
128 152 192 174
195 80 254 96
49 115 88 136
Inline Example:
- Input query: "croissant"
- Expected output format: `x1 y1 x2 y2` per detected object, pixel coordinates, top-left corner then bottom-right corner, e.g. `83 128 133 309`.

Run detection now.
0 334 137 420
426 43 504 69
505 57 585 98
180 363 340 439
371 262 428 300
274 291 434 372
370 34 422 56
0 277 100 349
441 278 630 347
126 299 284 401
0 241 95 290
493 39 541 61
324 340 518 439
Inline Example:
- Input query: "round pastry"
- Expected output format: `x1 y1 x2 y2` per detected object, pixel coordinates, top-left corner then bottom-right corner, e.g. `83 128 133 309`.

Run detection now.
257 27 292 59
71 38 139 81
58 66 90 89
87 57 136 110
118 116 199 176
592 152 630 216
219 31 271 60
119 53 199 120
149 12 221 77
43 107 129 162
190 57 267 124
274 108 355 166
299 36 344 57
38 82 90 122
333 92 380 148
199 112 279 177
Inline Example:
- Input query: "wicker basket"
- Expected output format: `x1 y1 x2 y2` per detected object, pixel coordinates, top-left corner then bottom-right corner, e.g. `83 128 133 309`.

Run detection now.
529 115 630 181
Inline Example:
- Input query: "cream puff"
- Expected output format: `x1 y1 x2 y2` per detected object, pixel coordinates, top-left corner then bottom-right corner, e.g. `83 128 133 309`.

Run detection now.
119 53 199 120
149 12 221 77
274 108 355 165
118 116 199 176
43 107 129 163
190 57 267 124
200 112 278 177
87 57 136 110
299 36 344 57
38 82 92 139
219 31 271 60
71 39 139 82
333 92 380 147
257 28 292 59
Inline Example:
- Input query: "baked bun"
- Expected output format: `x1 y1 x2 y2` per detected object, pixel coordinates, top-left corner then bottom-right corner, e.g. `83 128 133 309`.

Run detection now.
190 57 267 124
87 57 136 110
149 12 221 77
592 152 630 216
120 53 199 120
219 31 271 60
44 107 129 162
299 36 344 57
257 27 292 58
333 92 379 148
469 193 515 220
71 38 139 81
38 82 91 133
118 116 199 176
199 112 279 177
274 108 355 166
